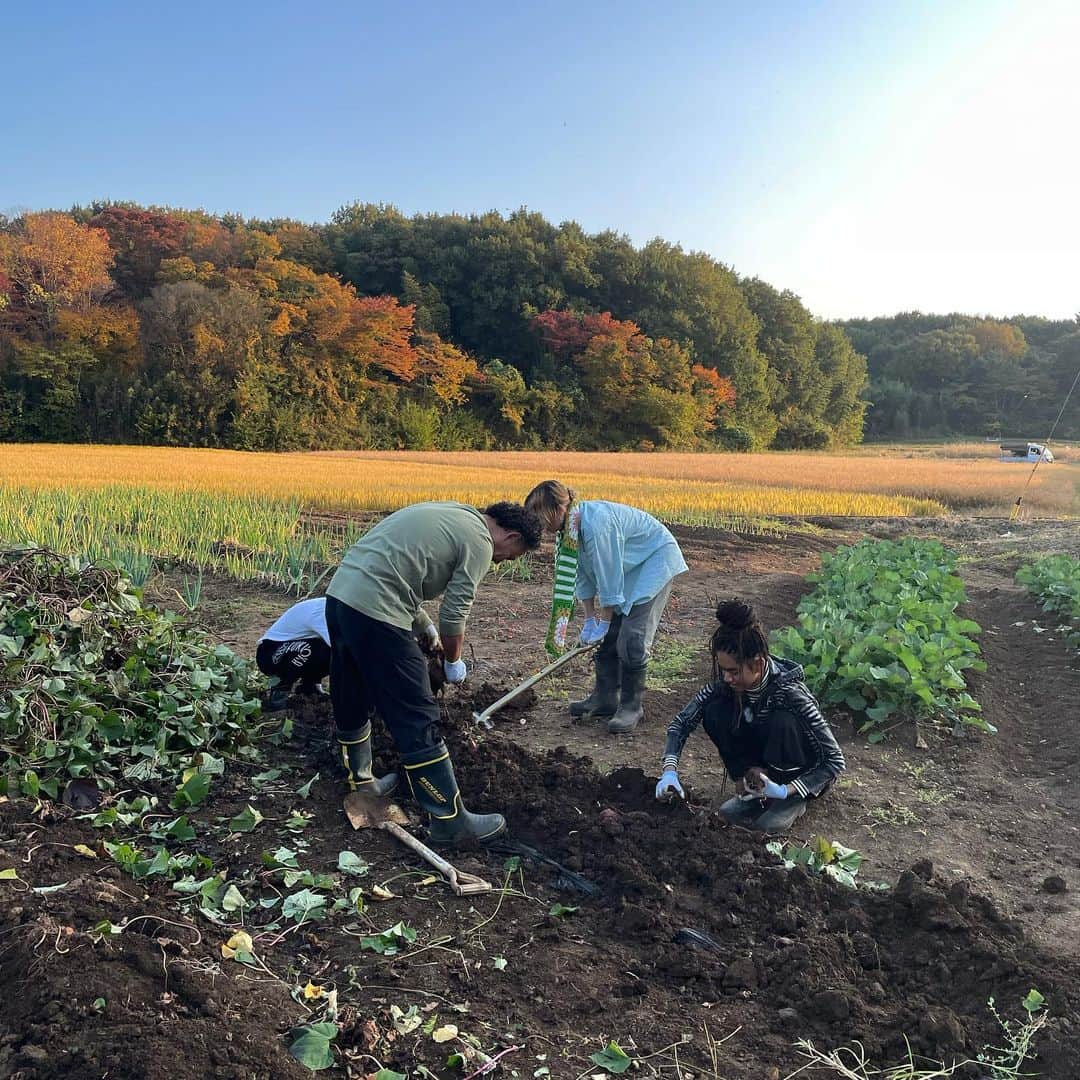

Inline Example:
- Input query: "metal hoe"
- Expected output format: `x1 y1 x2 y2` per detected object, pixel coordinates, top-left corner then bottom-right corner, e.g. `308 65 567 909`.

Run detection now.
343 790 493 896
472 642 598 729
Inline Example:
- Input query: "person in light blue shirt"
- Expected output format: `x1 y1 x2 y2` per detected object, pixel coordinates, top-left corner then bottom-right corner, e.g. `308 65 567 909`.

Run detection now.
525 480 688 733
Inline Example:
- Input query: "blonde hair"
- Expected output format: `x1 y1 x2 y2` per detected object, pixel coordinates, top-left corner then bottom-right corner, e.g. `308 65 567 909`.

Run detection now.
524 480 576 533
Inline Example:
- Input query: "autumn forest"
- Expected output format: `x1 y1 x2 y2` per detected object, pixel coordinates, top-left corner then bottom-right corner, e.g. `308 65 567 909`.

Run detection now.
0 203 1075 451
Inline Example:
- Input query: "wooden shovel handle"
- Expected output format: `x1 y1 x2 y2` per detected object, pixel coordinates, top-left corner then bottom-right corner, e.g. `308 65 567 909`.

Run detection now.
381 821 493 895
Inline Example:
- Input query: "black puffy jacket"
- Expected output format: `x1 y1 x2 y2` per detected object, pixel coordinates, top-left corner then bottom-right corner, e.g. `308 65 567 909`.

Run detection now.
662 657 845 798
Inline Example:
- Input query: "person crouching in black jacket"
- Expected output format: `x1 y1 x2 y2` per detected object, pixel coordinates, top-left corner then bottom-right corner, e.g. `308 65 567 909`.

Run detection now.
655 599 845 833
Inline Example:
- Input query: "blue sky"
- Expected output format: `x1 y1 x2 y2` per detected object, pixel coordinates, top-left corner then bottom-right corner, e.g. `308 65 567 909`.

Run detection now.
3 0 1077 319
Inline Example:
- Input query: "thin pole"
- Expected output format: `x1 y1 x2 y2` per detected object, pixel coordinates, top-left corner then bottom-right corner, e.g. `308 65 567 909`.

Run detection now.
1011 362 1080 520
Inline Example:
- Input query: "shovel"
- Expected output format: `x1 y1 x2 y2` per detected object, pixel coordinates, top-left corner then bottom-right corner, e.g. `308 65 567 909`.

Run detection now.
472 642 598 730
343 790 493 896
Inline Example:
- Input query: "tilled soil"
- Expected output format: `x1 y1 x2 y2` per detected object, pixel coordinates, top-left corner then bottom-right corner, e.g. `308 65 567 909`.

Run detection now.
2 686 1079 1079
2 515 1078 1079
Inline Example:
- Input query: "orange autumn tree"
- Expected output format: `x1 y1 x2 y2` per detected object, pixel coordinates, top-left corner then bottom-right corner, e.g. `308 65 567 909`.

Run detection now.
532 309 734 448
0 212 114 338
0 213 136 440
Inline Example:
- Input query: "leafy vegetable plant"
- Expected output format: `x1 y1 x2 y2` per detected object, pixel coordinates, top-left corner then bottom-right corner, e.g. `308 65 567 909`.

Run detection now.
360 921 418 955
771 538 989 740
766 836 876 889
1017 554 1080 651
0 550 262 798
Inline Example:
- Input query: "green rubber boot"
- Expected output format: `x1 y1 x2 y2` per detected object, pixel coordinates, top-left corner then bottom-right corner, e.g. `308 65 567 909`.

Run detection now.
402 743 506 846
338 722 398 797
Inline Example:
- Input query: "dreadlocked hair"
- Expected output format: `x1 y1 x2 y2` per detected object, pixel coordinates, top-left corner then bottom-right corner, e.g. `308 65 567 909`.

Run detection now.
710 598 770 678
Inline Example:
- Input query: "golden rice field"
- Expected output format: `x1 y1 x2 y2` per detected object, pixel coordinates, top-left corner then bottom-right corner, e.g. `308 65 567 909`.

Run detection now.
1 443 1073 595
2 442 1077 518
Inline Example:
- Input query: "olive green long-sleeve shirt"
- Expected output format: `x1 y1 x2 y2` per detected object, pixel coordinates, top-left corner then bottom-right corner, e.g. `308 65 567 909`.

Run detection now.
326 502 492 637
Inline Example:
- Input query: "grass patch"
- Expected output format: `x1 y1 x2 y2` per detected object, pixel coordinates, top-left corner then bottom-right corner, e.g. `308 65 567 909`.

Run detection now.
646 637 701 694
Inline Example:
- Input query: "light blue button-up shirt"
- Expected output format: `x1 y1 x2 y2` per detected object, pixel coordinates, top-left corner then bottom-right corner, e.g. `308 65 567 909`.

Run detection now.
575 501 688 614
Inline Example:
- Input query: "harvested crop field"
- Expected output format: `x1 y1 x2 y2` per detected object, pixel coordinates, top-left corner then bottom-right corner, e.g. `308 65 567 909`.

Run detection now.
1 515 1078 1079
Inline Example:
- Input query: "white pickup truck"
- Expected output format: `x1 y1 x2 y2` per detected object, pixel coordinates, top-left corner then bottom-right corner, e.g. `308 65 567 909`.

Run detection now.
999 440 1054 463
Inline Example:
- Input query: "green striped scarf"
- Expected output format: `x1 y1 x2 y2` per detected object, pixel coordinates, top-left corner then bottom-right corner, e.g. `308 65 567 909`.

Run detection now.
544 505 581 657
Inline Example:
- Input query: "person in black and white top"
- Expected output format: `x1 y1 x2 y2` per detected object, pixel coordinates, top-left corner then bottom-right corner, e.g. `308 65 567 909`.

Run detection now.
257 595 443 713
655 599 845 833
256 598 335 711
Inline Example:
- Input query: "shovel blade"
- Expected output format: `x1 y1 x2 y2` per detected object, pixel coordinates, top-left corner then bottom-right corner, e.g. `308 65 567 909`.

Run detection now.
343 791 410 830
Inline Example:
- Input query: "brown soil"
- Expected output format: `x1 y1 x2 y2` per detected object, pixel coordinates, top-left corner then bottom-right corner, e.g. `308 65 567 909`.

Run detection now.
2 515 1078 1079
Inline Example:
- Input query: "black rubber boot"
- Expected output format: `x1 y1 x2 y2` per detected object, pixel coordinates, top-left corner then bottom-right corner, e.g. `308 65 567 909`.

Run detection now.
607 664 647 734
338 722 398 796
264 686 291 713
569 646 620 719
402 743 506 846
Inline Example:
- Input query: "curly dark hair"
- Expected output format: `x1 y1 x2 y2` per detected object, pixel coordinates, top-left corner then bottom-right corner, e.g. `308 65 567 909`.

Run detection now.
482 502 543 551
710 598 770 674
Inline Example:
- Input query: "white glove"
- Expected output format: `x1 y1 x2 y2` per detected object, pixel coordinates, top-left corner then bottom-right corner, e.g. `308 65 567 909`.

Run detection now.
579 618 610 645
425 623 441 648
443 658 467 684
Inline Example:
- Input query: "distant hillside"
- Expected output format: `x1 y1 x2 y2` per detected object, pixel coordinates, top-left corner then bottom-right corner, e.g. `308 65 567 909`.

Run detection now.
839 313 1079 441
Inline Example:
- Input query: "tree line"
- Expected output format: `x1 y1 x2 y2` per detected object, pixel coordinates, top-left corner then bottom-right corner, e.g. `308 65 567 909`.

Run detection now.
0 203 868 451
3 202 1070 452
840 313 1079 441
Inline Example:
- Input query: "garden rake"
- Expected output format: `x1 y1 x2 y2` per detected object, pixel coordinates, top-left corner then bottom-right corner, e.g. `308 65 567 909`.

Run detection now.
472 642 598 729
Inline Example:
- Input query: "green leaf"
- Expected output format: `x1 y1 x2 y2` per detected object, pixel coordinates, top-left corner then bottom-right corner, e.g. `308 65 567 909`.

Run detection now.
372 1071 407 1080
229 805 264 833
360 921 417 955
548 902 578 918
337 850 369 877
138 847 173 878
590 1041 632 1073
1022 988 1045 1015
282 889 327 923
171 770 211 810
262 847 300 869
221 884 247 912
0 868 20 881
164 816 196 842
284 810 312 831
288 1022 338 1071
295 772 320 799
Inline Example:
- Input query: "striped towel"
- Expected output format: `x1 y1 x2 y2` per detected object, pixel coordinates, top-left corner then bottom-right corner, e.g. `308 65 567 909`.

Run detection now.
544 505 581 657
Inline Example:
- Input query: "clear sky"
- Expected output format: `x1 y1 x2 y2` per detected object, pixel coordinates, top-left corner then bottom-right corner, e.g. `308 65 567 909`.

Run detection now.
3 0 1077 320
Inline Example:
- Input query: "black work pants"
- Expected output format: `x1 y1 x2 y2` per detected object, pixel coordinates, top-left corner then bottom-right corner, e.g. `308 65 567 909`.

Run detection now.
255 637 331 690
702 707 809 788
325 596 441 754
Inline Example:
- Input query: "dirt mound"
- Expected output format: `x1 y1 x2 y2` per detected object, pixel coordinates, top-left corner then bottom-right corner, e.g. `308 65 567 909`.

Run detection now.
445 730 1080 1069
